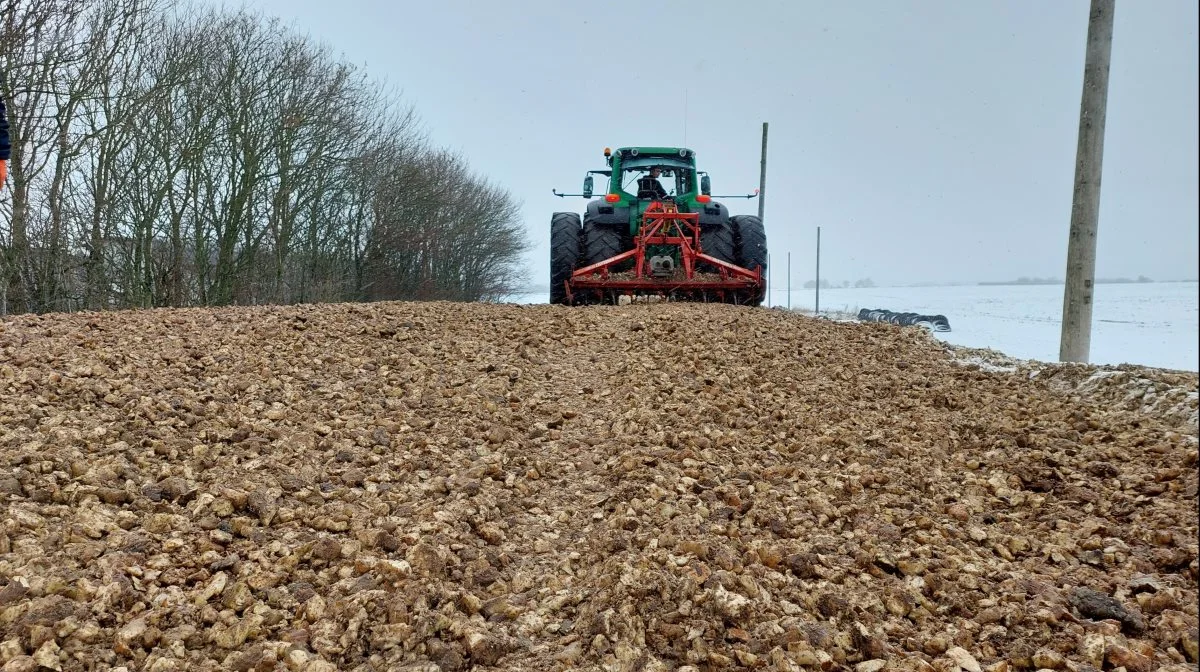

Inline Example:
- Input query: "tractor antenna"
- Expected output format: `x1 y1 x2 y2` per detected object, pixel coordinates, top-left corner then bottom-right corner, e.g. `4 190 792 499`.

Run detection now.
683 87 688 146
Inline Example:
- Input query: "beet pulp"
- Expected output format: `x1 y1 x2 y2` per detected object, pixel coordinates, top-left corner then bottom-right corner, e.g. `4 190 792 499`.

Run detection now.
0 301 1196 671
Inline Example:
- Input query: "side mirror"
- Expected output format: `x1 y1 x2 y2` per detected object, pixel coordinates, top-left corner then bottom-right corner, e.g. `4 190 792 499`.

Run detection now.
700 175 711 195
582 175 594 199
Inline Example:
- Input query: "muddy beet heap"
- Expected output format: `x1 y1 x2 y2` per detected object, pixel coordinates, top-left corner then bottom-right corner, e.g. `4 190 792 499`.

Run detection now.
0 302 1196 672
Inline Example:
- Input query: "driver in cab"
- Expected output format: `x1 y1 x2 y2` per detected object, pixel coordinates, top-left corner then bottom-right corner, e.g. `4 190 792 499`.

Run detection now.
637 166 668 200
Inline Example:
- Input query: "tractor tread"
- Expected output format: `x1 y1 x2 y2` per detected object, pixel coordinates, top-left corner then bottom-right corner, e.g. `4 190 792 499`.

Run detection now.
550 212 582 304
583 216 626 269
731 215 768 306
699 221 736 270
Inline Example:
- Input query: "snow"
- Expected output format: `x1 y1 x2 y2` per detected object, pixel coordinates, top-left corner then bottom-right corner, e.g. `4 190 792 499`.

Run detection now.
780 282 1198 372
502 281 1199 372
947 354 1022 374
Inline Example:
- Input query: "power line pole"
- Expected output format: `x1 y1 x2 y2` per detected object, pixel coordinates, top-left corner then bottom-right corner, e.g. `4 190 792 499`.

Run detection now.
766 252 771 308
758 122 768 221
815 227 821 315
1060 0 1115 363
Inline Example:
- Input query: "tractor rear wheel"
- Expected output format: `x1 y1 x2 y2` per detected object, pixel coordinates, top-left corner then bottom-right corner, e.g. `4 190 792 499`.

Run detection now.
731 215 768 305
550 212 582 304
699 221 736 271
731 215 767 273
583 216 627 270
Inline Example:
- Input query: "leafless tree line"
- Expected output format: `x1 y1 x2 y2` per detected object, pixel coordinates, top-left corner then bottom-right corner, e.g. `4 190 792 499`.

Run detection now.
0 0 528 315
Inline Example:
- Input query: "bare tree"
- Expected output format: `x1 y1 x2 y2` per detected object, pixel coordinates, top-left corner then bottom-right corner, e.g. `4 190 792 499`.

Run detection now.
0 0 529 315
70 0 170 309
362 148 527 302
0 0 91 313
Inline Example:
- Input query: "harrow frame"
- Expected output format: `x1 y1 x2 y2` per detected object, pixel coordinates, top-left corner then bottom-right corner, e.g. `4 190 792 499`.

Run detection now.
564 200 764 305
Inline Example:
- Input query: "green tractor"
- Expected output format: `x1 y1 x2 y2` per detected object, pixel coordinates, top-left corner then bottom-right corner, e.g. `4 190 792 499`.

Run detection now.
550 146 767 305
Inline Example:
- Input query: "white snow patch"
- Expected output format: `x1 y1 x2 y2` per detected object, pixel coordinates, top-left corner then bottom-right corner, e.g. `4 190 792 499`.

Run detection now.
951 355 1020 374
773 281 1199 372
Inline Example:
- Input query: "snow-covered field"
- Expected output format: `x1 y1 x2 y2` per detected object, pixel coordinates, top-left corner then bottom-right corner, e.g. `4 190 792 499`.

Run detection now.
505 281 1199 372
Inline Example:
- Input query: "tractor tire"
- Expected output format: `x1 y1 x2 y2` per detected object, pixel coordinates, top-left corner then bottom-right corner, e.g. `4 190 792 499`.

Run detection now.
583 216 627 270
731 215 768 274
550 212 582 304
699 221 736 271
731 215 768 306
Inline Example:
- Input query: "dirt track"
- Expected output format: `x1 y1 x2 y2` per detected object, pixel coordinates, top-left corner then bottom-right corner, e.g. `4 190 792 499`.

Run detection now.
0 301 1196 672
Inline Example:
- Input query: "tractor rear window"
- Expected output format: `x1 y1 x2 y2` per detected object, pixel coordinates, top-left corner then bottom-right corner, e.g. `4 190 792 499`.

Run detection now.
618 157 695 198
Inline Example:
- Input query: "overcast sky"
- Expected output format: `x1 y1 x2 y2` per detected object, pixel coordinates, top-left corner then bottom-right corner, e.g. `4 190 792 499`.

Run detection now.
203 0 1198 288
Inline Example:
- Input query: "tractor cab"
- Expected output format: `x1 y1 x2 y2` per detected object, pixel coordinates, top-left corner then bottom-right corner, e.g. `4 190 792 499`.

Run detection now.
563 146 717 212
603 147 707 207
616 157 693 200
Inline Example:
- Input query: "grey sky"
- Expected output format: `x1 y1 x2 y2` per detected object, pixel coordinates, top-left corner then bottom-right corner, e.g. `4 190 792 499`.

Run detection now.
208 0 1198 288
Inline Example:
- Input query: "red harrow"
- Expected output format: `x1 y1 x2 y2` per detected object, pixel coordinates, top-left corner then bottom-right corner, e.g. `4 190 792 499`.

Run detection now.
565 200 765 305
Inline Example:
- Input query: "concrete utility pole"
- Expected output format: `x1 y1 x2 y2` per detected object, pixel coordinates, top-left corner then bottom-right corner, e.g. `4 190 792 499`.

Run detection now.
758 122 768 221
815 227 821 315
1060 0 1115 363
766 253 771 308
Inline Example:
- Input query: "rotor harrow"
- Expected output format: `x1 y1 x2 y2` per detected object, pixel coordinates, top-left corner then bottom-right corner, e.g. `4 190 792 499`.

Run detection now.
564 201 765 306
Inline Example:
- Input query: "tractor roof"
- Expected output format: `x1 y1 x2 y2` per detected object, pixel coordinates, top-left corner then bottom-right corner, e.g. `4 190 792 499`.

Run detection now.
620 156 693 171
615 146 695 157
608 146 697 170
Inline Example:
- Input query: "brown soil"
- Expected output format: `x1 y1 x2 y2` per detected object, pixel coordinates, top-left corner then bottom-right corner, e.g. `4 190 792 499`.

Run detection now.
0 301 1196 672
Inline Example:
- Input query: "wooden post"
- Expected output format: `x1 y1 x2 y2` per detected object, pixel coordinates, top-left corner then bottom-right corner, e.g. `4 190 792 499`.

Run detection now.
1060 0 1115 363
758 122 768 221
787 252 791 309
